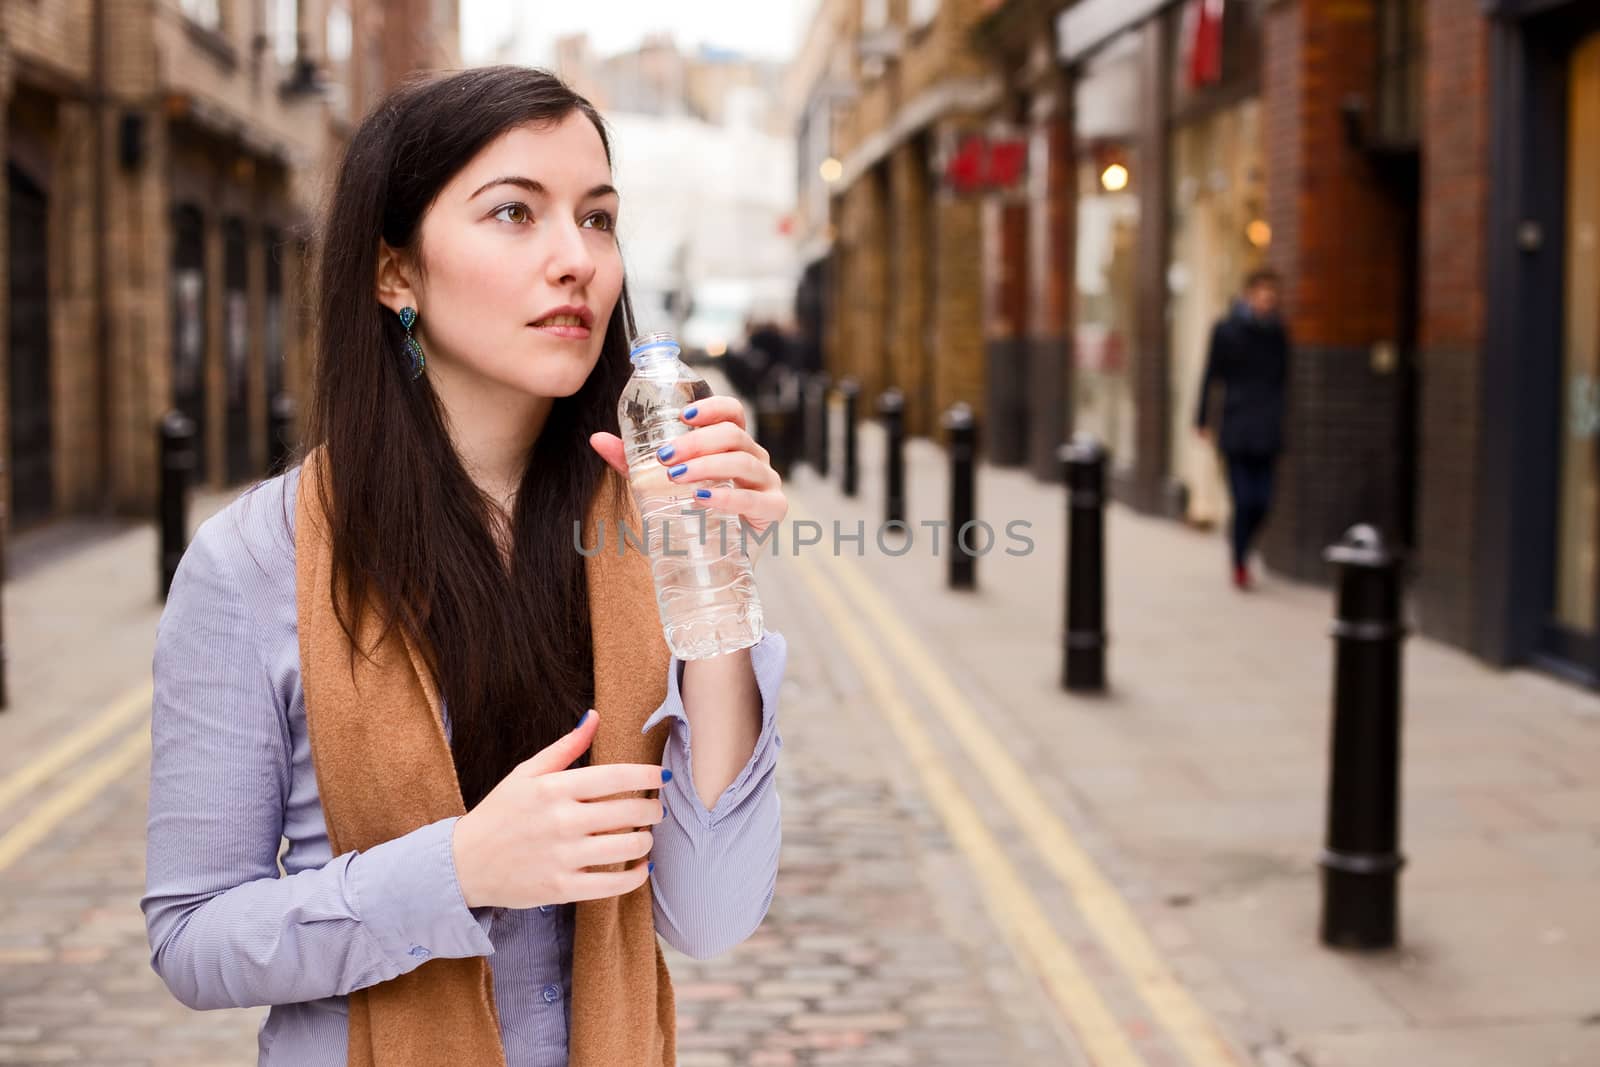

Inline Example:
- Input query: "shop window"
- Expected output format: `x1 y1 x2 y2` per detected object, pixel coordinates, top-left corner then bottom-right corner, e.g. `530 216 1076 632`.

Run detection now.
327 4 354 64
1554 32 1600 632
1167 101 1267 526
1375 0 1423 147
269 0 297 66
1073 31 1144 471
180 0 222 32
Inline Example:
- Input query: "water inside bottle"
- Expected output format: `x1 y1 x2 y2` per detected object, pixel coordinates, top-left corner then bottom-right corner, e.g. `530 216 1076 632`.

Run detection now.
617 332 764 660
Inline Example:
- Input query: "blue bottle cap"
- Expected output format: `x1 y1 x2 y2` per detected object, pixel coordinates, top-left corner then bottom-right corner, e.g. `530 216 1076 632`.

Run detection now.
629 332 680 365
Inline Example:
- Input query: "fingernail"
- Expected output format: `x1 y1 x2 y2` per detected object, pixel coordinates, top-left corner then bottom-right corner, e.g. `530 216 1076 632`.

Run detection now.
648 861 655 874
657 444 675 462
668 463 688 479
661 768 673 783
576 710 591 729
662 802 667 819
683 406 698 420
695 488 712 499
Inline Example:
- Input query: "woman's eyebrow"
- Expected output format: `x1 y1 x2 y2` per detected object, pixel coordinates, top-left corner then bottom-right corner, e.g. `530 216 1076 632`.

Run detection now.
469 176 619 201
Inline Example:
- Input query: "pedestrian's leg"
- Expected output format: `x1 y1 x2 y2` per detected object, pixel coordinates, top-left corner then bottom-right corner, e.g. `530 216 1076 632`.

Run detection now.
1235 456 1271 564
1225 456 1250 572
1222 454 1260 585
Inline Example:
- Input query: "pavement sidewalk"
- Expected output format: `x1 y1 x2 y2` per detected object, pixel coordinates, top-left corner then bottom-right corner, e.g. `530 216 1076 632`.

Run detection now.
790 409 1600 1066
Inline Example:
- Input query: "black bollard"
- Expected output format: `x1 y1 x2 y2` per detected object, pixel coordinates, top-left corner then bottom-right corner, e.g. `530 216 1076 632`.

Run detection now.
794 376 810 472
943 403 977 591
813 374 832 478
269 392 297 475
1319 524 1407 950
1059 435 1107 692
756 391 794 481
0 458 7 711
159 410 198 600
878 388 905 526
781 374 804 479
840 378 860 498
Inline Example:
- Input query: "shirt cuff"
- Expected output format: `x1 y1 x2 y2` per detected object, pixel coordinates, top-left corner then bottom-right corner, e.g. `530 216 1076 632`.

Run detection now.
347 816 497 970
640 628 787 826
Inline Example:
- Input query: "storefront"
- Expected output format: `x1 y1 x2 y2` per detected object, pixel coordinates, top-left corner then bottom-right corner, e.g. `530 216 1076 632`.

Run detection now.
1162 0 1266 528
1057 0 1268 513
1070 28 1145 480
971 3 1075 482
1480 0 1600 678
169 112 303 490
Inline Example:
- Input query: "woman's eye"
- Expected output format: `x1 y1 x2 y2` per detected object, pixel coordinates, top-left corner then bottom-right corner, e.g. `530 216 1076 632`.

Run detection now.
583 211 616 232
492 203 531 225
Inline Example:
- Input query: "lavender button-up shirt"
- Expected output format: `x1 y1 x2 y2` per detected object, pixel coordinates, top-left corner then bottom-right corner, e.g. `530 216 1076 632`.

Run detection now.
141 467 786 1065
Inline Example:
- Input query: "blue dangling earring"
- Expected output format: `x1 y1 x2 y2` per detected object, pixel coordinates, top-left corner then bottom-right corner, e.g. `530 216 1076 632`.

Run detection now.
399 306 424 380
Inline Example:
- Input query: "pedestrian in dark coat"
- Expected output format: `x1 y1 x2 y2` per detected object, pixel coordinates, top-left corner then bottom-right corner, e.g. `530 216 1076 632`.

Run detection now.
1195 269 1290 590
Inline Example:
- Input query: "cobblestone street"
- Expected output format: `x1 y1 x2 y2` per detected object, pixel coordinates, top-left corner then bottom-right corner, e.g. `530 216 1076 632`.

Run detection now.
0 480 1069 1066
3 406 1600 1065
0 501 265 1064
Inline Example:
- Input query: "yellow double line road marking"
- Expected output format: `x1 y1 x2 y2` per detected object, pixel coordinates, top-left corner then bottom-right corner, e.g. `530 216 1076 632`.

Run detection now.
0 684 153 875
792 550 1141 1065
788 499 1241 1067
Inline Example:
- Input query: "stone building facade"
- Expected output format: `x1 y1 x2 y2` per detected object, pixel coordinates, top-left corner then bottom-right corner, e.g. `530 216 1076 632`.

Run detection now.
1 0 459 530
798 0 1003 442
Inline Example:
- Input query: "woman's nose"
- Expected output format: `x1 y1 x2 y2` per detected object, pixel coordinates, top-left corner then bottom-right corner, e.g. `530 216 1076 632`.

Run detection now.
546 221 597 288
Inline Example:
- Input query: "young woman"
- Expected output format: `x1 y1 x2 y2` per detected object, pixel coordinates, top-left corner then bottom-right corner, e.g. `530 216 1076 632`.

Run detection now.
141 66 788 1066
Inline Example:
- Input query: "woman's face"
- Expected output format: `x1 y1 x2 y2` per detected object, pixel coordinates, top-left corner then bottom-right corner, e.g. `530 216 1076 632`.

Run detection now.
385 112 624 399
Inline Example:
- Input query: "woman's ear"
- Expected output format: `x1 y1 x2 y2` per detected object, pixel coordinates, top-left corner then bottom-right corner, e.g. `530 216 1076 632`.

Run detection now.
375 241 417 316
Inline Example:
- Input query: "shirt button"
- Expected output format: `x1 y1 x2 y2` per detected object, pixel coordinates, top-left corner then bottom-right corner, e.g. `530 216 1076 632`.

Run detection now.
408 945 430 959
542 983 561 1005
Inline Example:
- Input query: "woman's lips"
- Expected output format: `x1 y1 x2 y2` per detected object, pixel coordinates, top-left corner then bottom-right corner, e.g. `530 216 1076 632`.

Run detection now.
530 323 591 339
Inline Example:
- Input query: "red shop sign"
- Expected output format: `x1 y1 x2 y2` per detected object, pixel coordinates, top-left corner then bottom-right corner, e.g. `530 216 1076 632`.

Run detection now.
944 134 1029 195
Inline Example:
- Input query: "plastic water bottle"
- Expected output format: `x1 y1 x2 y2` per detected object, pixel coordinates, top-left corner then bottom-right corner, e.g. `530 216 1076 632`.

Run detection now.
617 332 764 660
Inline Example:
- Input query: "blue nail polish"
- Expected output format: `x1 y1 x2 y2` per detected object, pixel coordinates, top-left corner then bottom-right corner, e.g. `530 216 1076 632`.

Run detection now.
683 406 698 420
661 768 673 783
648 861 655 874
695 488 712 499
575 710 590 729
657 444 675 462
668 463 688 479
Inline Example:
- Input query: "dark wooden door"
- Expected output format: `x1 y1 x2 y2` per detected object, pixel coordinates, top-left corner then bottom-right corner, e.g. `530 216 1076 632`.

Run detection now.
8 164 53 527
172 204 208 479
223 218 252 483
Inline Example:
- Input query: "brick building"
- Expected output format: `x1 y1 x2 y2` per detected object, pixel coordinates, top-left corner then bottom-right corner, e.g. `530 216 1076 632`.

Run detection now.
783 0 852 379
0 0 458 531
794 0 1003 441
796 0 1600 683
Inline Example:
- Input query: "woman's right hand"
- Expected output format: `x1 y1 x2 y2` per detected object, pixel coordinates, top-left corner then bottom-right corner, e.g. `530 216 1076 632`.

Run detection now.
450 710 666 910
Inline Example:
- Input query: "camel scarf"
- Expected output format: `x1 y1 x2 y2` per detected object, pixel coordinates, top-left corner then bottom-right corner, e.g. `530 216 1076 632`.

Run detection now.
293 449 677 1066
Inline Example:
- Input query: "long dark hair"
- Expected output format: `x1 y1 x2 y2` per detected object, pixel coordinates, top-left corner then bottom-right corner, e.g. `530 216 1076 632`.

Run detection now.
306 66 636 808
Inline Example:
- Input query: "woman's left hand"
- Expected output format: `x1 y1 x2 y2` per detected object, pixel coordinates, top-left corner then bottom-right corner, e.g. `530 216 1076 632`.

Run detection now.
589 395 789 545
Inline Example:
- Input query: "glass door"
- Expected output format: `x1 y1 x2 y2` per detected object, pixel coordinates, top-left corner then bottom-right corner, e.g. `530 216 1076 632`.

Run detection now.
1552 31 1600 663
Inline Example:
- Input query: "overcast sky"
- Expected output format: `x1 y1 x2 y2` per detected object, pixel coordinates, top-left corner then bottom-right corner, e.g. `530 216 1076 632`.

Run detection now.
460 0 814 66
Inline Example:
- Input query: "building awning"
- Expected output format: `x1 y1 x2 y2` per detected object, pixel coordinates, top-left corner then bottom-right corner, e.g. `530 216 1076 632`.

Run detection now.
1056 0 1176 65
